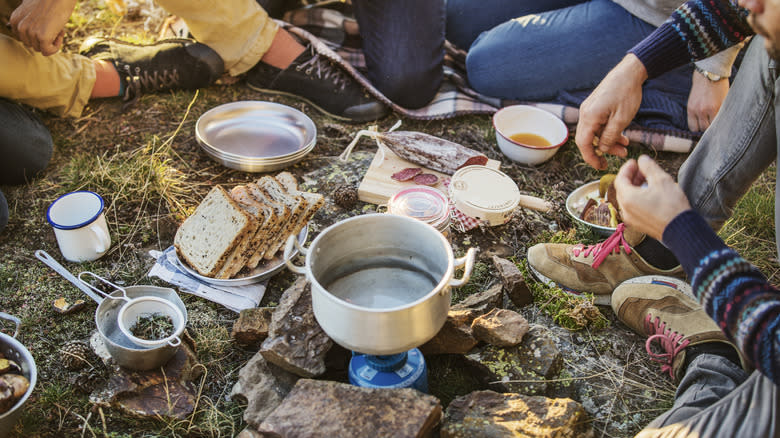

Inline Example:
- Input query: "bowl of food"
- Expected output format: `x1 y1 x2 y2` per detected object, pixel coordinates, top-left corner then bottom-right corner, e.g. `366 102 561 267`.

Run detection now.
0 313 36 438
566 174 621 236
493 105 569 165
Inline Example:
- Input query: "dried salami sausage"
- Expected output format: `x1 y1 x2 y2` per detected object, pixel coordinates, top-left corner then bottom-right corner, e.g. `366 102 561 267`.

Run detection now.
391 167 423 182
413 173 439 186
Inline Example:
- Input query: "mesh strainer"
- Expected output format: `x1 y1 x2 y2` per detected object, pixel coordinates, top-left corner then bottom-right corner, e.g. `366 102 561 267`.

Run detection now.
78 272 185 348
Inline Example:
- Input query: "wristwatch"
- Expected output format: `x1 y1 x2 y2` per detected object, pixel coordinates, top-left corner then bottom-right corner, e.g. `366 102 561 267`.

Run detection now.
694 65 726 82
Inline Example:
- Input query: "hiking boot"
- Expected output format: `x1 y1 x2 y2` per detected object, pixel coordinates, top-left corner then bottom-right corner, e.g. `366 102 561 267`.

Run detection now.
245 44 389 122
611 276 744 382
80 37 224 103
527 224 685 305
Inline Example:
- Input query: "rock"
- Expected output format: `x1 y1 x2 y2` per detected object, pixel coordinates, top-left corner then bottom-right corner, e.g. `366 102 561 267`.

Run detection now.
442 390 592 438
451 283 503 314
236 427 264 438
89 338 202 420
419 309 479 355
232 307 275 347
464 325 562 396
258 379 442 438
472 308 529 347
492 256 533 308
231 353 299 428
260 278 332 377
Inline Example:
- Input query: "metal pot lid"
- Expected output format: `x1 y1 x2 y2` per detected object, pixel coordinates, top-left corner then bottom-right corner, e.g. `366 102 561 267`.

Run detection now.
449 165 520 226
196 101 317 165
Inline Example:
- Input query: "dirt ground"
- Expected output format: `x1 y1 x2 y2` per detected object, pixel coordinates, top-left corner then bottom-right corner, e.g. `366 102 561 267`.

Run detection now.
0 2 759 437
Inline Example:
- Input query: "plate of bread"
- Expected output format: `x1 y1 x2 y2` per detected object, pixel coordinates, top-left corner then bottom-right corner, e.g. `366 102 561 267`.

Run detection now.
174 172 324 286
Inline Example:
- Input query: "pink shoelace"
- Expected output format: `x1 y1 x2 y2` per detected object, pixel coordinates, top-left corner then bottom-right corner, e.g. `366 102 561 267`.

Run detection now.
644 314 690 379
572 223 631 269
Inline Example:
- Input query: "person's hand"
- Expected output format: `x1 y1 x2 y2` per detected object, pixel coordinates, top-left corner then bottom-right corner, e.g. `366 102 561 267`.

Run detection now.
614 155 691 241
575 54 647 170
687 70 729 132
9 0 78 55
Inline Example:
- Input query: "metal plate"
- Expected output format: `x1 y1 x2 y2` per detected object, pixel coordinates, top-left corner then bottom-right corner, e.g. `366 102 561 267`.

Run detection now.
196 101 316 172
565 181 617 236
175 225 309 286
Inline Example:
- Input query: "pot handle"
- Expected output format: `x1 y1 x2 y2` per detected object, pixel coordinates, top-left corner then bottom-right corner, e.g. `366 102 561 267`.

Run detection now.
284 234 308 275
0 312 21 338
449 248 477 288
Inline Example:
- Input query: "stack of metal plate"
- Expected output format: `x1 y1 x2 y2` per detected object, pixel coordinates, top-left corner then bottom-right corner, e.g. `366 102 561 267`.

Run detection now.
195 101 317 172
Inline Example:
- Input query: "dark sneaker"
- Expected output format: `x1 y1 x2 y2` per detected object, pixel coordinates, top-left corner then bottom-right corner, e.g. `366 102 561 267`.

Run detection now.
527 224 685 305
611 276 746 382
245 44 389 122
79 37 224 103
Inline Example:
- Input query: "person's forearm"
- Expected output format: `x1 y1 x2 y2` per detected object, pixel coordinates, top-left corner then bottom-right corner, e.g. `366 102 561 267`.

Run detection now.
629 0 752 79
663 210 780 384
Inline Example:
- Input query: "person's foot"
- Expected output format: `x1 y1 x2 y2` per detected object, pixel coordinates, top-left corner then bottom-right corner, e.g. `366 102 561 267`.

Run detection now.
80 37 224 103
526 224 685 305
245 44 389 122
611 276 744 382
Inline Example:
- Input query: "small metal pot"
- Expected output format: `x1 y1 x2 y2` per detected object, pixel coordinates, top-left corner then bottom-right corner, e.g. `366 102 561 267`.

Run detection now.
95 286 187 370
285 214 476 355
0 313 37 438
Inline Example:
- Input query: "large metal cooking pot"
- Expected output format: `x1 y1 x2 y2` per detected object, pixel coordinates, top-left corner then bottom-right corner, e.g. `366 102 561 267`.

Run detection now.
285 214 476 355
0 313 37 438
96 286 187 370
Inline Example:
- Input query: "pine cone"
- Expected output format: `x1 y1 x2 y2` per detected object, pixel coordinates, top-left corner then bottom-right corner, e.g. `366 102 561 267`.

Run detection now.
332 185 358 209
60 341 92 371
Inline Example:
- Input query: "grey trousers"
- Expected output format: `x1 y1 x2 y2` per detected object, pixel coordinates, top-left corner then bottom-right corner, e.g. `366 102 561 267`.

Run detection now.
0 98 53 232
641 36 780 438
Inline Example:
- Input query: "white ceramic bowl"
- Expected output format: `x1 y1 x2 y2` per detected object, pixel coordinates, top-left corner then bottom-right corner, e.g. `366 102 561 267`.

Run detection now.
493 105 569 165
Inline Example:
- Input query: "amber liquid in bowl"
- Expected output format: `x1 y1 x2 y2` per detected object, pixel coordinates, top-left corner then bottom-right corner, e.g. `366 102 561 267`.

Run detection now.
509 132 551 147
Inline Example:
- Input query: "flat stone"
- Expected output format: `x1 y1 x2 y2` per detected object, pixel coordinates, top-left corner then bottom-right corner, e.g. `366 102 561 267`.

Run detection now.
492 255 533 308
451 283 503 314
231 353 299 428
258 379 441 438
260 278 332 377
464 325 562 396
419 309 479 355
442 390 592 438
232 307 275 347
472 308 530 347
89 338 201 420
236 427 264 438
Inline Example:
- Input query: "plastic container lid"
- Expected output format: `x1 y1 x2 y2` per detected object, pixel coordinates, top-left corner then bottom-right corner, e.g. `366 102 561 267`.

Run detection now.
387 186 450 231
449 165 521 226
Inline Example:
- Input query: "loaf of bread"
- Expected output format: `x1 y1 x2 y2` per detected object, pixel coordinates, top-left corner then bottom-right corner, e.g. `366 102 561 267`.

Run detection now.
174 185 257 277
174 173 324 279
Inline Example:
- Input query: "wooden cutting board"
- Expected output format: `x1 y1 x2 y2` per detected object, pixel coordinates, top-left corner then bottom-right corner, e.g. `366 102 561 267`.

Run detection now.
356 145 552 213
356 145 499 205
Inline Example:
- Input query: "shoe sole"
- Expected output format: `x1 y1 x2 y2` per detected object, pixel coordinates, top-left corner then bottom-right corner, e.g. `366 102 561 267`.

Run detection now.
527 263 612 306
246 83 387 123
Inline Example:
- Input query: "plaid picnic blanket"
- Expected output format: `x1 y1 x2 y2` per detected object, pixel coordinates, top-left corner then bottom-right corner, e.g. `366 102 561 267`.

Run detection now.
280 7 700 154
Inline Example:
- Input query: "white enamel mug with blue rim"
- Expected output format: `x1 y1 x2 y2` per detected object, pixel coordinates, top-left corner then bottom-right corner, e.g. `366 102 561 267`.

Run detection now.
46 191 111 262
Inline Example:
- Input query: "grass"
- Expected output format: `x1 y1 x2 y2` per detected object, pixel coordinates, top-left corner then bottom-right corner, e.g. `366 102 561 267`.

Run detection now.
1 2 777 437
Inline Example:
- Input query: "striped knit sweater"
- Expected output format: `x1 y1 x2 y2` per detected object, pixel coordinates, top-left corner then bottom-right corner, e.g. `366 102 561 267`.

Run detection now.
663 210 779 385
630 0 752 79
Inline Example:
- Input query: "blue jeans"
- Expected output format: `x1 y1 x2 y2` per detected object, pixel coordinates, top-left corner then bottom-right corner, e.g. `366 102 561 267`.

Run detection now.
643 37 780 437
0 98 54 232
445 0 693 130
353 0 445 109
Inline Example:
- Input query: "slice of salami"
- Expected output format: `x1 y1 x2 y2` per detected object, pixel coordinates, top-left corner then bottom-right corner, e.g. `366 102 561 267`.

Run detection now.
413 173 439 186
391 167 423 181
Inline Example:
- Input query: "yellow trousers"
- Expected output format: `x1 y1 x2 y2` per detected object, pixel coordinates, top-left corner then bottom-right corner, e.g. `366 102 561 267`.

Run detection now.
0 0 277 117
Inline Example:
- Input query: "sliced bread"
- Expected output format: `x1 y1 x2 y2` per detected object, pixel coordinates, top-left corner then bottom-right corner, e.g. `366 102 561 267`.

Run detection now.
214 185 271 279
276 172 325 240
256 175 308 259
245 182 289 268
174 185 257 277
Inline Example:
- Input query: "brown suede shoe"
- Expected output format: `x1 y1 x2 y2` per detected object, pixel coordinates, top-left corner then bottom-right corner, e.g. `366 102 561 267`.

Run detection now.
611 276 744 382
527 224 685 305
